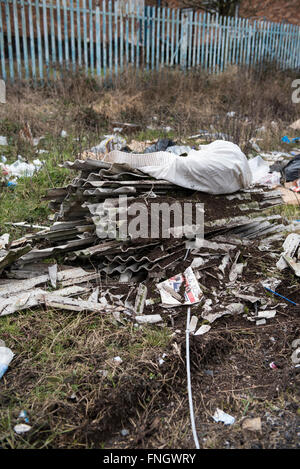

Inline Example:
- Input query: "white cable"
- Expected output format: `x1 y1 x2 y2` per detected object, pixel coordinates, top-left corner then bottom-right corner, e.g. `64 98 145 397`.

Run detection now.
186 306 200 449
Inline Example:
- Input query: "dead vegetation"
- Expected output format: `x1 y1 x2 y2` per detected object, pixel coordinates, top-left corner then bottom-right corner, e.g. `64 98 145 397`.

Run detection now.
2 65 299 152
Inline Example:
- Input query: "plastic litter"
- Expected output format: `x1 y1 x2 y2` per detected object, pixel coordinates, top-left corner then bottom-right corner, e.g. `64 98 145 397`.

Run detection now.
0 136 8 145
282 136 300 144
18 410 30 423
282 155 300 182
105 140 252 195
248 155 281 187
165 145 192 156
113 356 123 364
0 346 14 378
90 135 127 155
1 156 44 182
14 424 32 434
144 138 175 153
213 408 235 425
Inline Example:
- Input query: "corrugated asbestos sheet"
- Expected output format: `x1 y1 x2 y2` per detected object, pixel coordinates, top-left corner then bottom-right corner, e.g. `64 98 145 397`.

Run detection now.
0 158 286 282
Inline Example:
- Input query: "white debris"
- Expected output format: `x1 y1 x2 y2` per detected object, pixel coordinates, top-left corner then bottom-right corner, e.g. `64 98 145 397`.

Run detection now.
0 136 8 146
113 356 123 364
257 310 277 319
14 424 32 434
188 315 198 333
276 233 300 271
256 319 267 326
0 346 14 379
0 233 9 250
213 408 235 425
2 156 44 181
194 324 211 335
135 314 162 324
48 264 58 289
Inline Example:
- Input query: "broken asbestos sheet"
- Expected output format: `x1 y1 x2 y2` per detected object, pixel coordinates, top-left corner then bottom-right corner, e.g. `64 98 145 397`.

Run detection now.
277 233 300 276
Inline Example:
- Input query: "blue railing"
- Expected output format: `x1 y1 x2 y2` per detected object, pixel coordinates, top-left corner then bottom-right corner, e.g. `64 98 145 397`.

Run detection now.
0 0 299 83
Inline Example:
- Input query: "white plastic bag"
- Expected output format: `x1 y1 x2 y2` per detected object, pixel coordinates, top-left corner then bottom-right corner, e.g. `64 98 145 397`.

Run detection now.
104 140 252 195
0 346 14 378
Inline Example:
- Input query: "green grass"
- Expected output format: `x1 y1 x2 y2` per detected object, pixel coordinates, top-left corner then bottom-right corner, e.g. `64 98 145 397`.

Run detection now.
0 134 87 237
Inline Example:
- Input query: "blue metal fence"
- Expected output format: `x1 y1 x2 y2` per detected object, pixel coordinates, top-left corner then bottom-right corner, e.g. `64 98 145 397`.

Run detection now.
0 0 299 83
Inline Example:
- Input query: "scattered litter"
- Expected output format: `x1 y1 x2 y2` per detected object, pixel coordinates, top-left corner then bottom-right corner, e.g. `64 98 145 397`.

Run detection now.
113 356 123 364
188 315 198 333
166 145 192 156
89 135 126 155
257 310 277 319
194 324 211 335
0 346 14 378
0 136 8 145
0 233 9 249
144 138 175 153
120 429 129 437
158 353 167 366
18 410 30 423
256 319 266 326
134 284 147 315
48 264 58 289
60 130 68 138
290 119 300 130
0 155 44 182
269 361 278 369
291 339 300 365
276 233 300 270
213 408 235 425
135 314 162 324
242 417 262 432
282 155 300 182
282 136 300 144
157 267 202 307
250 138 261 153
14 424 32 434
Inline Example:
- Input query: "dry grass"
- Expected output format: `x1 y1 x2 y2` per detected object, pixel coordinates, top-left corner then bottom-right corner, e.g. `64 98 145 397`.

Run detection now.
2 65 299 152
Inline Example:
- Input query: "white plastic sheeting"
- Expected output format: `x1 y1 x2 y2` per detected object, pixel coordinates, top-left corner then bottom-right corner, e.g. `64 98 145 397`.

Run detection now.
248 155 281 187
104 140 252 195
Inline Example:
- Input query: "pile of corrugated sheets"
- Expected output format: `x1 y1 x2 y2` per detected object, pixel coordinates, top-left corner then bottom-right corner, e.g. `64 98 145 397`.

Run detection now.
0 158 285 281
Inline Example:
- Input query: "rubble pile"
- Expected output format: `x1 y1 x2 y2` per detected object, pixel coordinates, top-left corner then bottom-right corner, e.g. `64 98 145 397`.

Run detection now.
0 151 295 327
